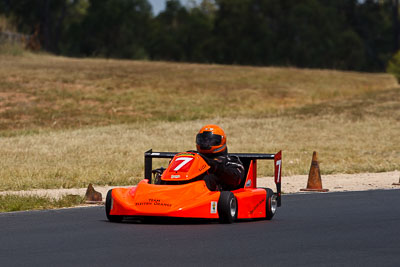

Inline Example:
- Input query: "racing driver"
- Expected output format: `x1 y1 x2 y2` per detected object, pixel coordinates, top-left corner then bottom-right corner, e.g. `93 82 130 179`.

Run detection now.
196 124 245 191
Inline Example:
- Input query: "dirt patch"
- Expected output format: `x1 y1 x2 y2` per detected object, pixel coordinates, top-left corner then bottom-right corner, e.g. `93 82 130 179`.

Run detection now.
0 92 36 112
0 171 399 201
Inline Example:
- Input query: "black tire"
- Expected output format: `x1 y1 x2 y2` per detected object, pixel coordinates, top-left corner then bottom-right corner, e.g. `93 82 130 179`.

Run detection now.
218 191 237 224
265 188 277 220
105 189 123 223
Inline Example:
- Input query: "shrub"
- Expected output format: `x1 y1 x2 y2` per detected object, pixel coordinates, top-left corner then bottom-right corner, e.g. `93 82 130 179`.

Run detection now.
0 42 26 56
387 50 400 83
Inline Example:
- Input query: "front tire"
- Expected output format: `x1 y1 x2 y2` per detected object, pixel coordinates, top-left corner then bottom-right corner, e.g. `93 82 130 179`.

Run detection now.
105 189 123 223
265 188 277 220
218 191 237 224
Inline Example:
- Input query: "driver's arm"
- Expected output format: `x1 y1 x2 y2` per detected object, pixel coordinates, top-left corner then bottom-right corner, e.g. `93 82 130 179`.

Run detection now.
214 155 245 187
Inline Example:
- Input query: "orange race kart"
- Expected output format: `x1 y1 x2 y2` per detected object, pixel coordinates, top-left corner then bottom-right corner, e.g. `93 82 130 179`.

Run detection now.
105 149 282 223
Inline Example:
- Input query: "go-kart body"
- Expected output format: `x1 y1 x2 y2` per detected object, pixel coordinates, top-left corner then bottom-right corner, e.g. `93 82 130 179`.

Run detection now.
107 150 282 222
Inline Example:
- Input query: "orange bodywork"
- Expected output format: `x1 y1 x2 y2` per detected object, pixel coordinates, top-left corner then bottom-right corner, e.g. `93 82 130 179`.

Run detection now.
111 179 220 218
161 152 210 182
109 151 281 220
110 180 267 219
110 155 268 220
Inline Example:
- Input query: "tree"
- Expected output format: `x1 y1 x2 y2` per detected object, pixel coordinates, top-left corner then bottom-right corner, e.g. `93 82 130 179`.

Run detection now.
79 0 152 59
147 0 187 61
393 0 399 52
1 0 88 54
1 0 397 71
147 0 214 62
352 0 393 70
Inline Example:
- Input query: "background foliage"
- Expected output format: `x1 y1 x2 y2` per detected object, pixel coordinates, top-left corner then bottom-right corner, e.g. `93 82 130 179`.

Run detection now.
0 0 399 72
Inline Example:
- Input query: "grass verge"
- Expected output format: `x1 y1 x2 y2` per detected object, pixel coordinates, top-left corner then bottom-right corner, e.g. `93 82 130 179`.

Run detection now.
0 194 85 212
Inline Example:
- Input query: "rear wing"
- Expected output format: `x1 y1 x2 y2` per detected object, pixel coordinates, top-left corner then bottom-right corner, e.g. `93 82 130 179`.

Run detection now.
144 149 282 206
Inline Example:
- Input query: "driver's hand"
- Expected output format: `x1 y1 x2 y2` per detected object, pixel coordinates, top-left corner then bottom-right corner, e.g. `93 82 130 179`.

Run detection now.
204 157 223 173
197 153 224 173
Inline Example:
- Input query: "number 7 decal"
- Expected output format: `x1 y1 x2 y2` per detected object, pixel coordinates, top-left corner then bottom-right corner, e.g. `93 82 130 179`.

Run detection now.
274 151 282 207
275 160 282 183
274 151 282 184
173 157 194 171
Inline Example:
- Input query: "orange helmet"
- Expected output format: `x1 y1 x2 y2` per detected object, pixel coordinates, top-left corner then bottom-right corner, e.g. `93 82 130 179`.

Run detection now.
196 124 227 154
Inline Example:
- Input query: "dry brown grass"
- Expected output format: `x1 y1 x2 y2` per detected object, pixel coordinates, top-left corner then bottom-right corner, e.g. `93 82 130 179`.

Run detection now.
0 54 395 134
0 54 399 191
1 114 399 191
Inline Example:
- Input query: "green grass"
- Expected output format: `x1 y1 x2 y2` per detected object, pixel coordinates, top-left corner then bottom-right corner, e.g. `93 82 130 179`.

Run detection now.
0 194 85 212
0 54 399 192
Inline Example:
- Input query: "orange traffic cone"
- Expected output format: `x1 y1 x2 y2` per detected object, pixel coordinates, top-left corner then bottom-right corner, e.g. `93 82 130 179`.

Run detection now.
300 151 329 192
85 183 103 204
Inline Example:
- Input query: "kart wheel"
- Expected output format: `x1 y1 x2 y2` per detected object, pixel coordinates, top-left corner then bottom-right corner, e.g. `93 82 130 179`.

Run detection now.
105 189 123 223
218 191 237 224
265 188 277 220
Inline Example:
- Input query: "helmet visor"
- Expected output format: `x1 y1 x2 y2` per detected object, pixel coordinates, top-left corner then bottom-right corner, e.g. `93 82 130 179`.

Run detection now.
196 131 222 150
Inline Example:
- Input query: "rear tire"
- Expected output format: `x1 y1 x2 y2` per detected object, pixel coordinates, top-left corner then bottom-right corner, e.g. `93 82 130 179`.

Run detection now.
265 188 277 220
105 189 123 223
218 191 237 224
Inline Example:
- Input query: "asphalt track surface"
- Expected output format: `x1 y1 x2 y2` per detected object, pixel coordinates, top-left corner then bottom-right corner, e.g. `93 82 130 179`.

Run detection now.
1 190 399 267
